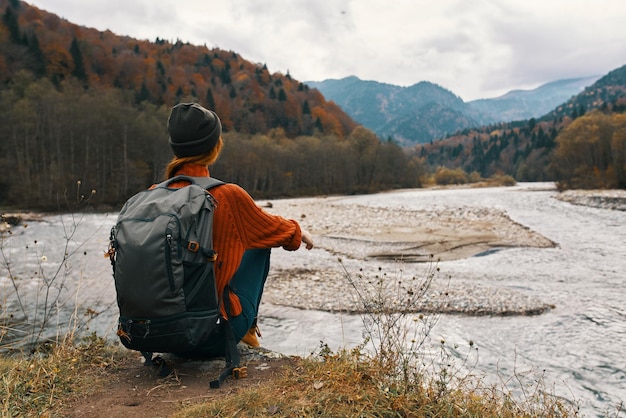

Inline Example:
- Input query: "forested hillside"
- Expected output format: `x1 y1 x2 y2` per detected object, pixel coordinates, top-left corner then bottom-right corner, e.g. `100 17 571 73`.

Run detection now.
0 0 355 137
416 65 626 189
0 1 423 210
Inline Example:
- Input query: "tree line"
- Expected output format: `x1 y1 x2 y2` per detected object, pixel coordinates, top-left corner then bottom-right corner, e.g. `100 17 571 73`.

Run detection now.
416 108 626 189
415 119 559 182
3 1 624 208
0 74 423 211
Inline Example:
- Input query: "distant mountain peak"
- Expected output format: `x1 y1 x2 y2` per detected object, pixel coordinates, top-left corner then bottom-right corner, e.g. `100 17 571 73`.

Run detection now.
308 74 605 144
491 76 601 100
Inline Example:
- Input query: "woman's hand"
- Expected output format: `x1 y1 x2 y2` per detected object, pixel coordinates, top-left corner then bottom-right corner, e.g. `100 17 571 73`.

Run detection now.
301 229 314 250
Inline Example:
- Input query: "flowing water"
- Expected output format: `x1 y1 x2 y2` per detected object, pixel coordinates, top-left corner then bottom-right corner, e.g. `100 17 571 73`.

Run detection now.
263 183 626 417
1 183 624 416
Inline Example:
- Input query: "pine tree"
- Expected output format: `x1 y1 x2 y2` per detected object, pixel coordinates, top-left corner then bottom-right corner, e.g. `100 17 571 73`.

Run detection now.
3 6 21 44
136 81 150 103
26 34 46 76
70 38 87 82
205 88 215 109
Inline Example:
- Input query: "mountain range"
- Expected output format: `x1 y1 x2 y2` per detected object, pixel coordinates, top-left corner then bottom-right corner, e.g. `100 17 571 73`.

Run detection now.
306 75 600 145
415 63 626 184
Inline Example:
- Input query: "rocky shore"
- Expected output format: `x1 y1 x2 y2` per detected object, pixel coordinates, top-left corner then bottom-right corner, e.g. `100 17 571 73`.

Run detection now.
259 187 622 317
265 266 556 316
554 189 626 211
259 192 557 316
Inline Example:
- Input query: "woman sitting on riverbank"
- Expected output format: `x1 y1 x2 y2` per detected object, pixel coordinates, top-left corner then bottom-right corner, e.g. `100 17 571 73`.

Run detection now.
164 102 314 352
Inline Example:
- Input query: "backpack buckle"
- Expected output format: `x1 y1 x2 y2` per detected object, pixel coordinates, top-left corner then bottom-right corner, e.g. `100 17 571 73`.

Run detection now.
187 241 200 252
232 366 248 379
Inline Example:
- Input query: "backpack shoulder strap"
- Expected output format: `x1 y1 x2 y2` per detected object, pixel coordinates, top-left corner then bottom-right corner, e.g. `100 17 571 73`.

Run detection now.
192 176 225 191
152 176 225 191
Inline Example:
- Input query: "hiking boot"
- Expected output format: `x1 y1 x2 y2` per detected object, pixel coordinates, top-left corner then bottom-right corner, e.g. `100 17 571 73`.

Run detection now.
240 322 262 348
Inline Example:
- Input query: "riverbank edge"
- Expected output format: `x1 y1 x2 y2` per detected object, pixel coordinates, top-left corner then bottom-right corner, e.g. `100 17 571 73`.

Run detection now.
1 186 622 319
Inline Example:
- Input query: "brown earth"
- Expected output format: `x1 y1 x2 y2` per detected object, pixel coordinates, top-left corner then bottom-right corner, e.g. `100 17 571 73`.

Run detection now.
63 346 295 418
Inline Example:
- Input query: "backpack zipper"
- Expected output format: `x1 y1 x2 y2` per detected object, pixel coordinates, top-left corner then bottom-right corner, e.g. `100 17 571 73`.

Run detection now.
165 231 175 292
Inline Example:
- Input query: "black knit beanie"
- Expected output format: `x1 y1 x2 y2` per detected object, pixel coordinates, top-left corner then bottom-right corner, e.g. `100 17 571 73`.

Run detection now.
167 103 222 157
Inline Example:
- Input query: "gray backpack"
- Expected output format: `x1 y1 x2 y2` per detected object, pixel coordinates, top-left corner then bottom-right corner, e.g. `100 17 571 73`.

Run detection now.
108 175 244 387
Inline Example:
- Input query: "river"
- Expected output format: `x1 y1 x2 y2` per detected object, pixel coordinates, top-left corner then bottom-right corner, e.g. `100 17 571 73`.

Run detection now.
1 183 624 416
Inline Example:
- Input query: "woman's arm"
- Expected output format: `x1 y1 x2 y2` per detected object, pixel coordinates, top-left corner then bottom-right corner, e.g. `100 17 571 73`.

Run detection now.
221 184 305 251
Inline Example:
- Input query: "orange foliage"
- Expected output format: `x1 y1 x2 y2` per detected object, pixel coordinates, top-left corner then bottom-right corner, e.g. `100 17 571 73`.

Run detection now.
21 5 43 23
211 58 226 72
2 1 357 138
42 43 74 78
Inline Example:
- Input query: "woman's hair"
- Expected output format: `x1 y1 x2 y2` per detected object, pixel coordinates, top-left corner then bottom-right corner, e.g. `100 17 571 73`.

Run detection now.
164 137 224 179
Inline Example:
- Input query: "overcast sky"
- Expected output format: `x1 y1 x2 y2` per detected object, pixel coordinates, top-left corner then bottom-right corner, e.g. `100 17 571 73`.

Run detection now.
27 0 626 101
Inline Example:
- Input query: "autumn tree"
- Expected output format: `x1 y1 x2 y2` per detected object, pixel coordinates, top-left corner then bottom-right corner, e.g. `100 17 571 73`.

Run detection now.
552 111 626 189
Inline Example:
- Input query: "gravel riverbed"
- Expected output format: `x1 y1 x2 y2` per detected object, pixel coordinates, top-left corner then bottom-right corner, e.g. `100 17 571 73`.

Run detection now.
258 188 564 316
253 187 626 317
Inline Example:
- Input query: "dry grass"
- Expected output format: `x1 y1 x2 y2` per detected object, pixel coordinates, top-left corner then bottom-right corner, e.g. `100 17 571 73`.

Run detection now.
172 347 575 418
0 338 585 418
0 334 122 417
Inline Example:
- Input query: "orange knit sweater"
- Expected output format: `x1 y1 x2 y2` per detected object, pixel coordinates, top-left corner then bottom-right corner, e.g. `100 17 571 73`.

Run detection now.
168 164 302 318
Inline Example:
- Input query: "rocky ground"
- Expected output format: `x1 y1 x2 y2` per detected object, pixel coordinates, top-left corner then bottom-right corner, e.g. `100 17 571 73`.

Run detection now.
554 188 626 211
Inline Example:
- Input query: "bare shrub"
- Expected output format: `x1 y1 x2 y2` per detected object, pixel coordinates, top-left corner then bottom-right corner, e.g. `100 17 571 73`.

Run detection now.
0 181 110 351
434 166 469 185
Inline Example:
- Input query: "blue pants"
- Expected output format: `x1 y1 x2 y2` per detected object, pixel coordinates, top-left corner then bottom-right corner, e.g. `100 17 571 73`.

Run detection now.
184 248 270 358
228 248 271 341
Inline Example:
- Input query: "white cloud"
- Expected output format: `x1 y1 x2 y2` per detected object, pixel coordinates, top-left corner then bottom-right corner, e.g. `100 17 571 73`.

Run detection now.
26 0 626 100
